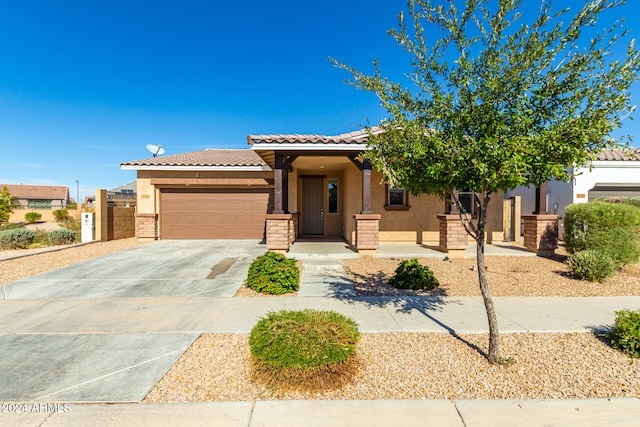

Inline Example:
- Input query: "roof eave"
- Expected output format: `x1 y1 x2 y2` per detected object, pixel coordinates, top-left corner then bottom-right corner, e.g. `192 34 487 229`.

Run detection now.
250 143 369 151
120 165 272 171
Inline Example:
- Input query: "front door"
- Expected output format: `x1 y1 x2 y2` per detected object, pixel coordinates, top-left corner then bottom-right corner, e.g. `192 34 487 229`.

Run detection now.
302 177 324 235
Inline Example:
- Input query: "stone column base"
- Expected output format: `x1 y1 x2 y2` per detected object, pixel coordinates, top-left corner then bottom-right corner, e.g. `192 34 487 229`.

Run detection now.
354 214 381 257
135 213 158 240
522 214 559 256
266 214 293 252
437 214 468 255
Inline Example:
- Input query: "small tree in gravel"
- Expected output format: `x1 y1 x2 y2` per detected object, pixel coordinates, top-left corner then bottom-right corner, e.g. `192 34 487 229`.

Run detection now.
0 186 16 225
332 0 640 363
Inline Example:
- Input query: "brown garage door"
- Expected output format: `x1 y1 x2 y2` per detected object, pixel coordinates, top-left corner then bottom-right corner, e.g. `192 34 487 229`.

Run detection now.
160 188 273 239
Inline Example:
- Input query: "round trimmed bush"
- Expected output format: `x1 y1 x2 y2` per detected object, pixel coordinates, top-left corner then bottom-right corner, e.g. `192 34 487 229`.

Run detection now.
0 228 35 249
566 250 616 282
48 229 76 245
24 212 42 224
245 251 299 295
249 309 360 391
389 258 440 290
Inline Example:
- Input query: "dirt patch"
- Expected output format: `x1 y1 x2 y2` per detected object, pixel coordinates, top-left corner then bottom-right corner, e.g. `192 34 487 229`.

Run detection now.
144 332 640 402
344 254 640 297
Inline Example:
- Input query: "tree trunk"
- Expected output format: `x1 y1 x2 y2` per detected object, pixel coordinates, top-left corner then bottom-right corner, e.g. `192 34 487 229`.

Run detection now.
476 199 500 363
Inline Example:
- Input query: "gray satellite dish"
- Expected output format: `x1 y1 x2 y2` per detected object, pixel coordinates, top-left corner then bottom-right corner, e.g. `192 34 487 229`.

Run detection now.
146 144 165 157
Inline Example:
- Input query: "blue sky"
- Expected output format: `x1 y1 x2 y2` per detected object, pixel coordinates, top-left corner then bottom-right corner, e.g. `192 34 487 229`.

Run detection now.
1 0 639 201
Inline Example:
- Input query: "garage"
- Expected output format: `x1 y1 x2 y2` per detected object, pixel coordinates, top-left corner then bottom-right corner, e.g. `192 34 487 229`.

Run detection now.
588 184 640 202
160 188 273 239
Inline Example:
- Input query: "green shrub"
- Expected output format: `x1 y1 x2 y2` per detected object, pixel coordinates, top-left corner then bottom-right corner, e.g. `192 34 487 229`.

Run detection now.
48 229 76 245
24 212 42 224
0 228 35 249
564 202 640 266
245 251 299 295
0 223 24 231
31 231 50 247
601 197 640 208
388 258 440 290
249 309 360 391
566 250 616 282
608 309 640 358
52 209 69 221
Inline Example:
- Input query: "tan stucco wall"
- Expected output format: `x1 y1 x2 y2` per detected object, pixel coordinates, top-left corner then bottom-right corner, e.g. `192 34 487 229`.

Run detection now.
133 163 505 244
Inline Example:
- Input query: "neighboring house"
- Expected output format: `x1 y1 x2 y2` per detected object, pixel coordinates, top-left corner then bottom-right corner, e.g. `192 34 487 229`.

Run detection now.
505 148 640 237
121 130 508 253
107 181 137 207
1 183 69 210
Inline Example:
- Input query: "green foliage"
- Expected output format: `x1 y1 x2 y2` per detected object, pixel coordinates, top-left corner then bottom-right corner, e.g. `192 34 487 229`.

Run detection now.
66 202 78 210
24 212 42 224
330 0 640 363
0 186 16 225
245 251 300 295
48 229 76 245
249 309 360 390
31 231 50 247
52 209 69 222
0 228 35 249
608 309 640 358
601 197 640 208
0 223 23 231
566 250 616 282
389 258 440 290
565 202 640 266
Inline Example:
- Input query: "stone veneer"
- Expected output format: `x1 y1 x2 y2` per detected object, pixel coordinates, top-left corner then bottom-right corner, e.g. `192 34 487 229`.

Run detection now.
353 214 381 257
437 214 468 257
522 214 559 256
266 214 294 253
135 213 158 239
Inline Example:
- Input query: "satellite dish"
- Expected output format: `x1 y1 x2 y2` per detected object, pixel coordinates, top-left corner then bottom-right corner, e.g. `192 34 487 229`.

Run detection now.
146 144 165 157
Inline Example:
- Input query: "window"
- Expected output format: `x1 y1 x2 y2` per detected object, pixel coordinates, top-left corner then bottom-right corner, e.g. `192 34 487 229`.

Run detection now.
385 185 409 210
458 189 476 215
28 200 51 209
328 179 338 214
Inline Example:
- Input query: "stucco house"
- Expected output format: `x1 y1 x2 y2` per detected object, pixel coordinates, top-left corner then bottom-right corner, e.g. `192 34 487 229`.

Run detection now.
121 129 512 255
505 148 640 238
1 183 69 210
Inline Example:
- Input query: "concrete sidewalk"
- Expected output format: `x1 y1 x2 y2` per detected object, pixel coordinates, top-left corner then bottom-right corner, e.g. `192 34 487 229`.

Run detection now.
2 399 639 426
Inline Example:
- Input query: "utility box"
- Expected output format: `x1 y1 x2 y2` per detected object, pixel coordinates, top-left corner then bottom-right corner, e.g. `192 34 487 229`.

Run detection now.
81 212 95 243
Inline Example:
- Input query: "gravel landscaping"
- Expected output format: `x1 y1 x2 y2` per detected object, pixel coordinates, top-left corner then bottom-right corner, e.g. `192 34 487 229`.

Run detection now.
1 240 638 401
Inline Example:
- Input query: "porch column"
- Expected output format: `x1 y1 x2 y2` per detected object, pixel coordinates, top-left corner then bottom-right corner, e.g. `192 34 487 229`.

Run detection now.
534 182 549 214
266 213 293 253
437 214 468 258
362 159 372 214
273 154 284 214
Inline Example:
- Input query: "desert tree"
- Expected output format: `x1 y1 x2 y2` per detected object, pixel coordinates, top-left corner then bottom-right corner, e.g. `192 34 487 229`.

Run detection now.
331 0 640 363
0 186 16 225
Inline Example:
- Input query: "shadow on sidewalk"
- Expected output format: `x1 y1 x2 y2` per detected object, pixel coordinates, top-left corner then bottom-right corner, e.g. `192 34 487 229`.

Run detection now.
330 270 489 359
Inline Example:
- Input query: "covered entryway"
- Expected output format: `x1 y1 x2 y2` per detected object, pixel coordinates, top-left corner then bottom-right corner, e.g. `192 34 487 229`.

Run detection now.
160 188 273 239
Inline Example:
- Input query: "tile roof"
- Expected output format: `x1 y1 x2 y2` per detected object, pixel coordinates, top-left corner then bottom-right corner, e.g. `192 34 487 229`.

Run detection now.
0 184 69 200
595 149 640 161
247 127 382 146
120 149 270 168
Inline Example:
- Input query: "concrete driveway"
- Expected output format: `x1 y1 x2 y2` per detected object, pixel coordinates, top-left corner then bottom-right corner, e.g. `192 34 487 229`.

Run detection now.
0 240 265 402
2 240 266 299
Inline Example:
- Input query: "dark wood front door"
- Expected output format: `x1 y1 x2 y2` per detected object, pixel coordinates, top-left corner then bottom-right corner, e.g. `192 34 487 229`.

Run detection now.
302 177 324 235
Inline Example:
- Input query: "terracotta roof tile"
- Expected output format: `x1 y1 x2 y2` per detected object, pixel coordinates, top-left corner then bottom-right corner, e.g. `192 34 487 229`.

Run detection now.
247 127 381 146
596 149 640 161
121 149 269 168
0 184 69 200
